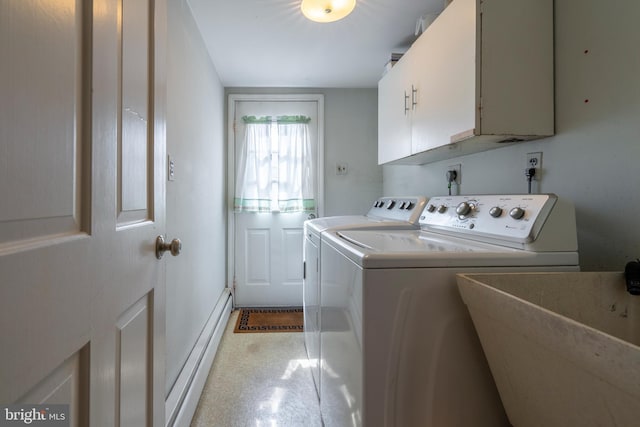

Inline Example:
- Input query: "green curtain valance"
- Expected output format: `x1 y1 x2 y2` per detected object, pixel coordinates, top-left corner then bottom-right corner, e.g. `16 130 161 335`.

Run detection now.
242 115 311 124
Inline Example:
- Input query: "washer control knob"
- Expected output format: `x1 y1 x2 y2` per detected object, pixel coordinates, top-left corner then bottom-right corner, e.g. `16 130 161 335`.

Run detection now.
437 204 448 214
426 204 436 213
387 200 396 209
489 206 503 218
509 207 526 220
456 202 472 216
406 202 414 210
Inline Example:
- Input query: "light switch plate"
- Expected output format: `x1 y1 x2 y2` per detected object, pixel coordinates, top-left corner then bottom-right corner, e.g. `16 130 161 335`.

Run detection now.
168 155 176 181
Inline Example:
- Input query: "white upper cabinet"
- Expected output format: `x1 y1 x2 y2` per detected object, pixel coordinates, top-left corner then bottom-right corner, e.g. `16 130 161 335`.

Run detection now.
378 0 554 165
378 56 413 164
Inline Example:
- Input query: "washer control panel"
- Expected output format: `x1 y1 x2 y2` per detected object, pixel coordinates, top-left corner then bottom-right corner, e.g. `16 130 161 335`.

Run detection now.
420 194 557 243
367 196 427 223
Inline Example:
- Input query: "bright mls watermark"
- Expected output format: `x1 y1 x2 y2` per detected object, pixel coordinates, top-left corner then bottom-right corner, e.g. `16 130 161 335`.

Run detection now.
0 405 69 426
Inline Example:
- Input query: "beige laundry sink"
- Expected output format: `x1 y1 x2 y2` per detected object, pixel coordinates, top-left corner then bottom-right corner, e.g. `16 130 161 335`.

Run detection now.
456 272 640 427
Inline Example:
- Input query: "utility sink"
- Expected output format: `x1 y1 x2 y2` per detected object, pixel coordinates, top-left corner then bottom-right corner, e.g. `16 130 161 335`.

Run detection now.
456 272 640 427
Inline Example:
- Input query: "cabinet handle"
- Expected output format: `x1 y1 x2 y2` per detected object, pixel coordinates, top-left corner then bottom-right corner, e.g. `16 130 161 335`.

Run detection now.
404 90 410 115
411 85 418 110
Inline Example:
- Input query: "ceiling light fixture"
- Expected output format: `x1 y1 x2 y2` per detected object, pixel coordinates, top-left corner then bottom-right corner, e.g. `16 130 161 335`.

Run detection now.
301 0 356 23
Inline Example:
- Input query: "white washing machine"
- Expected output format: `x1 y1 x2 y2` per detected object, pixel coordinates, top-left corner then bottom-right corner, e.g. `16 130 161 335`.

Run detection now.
319 194 580 427
303 196 428 398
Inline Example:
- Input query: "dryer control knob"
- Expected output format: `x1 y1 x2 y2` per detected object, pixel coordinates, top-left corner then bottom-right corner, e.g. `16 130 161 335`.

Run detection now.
456 202 472 216
489 206 503 218
437 204 448 213
426 204 436 213
509 207 526 220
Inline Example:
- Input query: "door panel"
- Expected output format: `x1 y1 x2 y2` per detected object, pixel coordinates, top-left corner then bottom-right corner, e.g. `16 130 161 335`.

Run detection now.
281 228 304 284
0 0 84 244
245 228 271 284
117 296 151 427
119 0 151 224
0 0 167 425
17 348 89 427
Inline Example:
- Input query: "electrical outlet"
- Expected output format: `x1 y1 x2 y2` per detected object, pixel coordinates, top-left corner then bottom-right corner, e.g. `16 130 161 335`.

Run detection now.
336 163 348 175
447 164 461 185
526 152 542 180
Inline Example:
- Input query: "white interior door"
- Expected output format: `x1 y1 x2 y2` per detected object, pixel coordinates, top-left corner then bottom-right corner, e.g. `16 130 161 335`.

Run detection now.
0 0 167 425
230 96 323 307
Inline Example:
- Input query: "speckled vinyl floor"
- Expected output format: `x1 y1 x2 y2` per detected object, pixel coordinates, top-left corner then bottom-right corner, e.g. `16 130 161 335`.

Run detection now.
191 310 322 427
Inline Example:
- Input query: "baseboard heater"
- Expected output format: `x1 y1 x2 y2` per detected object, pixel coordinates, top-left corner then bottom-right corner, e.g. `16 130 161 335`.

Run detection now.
165 288 233 427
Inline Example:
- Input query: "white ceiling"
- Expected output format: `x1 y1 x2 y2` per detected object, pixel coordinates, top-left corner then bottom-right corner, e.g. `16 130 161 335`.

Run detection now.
187 0 446 88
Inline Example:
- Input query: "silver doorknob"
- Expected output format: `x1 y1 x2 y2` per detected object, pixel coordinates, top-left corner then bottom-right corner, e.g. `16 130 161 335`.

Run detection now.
307 213 317 220
156 235 182 259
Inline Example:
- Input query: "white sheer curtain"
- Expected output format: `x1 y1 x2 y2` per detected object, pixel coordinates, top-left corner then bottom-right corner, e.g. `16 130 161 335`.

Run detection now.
234 116 315 213
234 120 272 212
277 121 315 212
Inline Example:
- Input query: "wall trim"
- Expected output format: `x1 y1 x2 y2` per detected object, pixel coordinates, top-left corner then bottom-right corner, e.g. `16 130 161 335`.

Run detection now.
165 289 232 427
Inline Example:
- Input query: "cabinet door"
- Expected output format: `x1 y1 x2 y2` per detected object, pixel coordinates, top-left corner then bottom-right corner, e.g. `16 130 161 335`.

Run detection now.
478 0 554 136
378 57 412 164
411 0 476 153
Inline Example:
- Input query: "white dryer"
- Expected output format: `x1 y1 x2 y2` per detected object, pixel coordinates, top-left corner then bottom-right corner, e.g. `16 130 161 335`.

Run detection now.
319 194 579 427
303 196 427 398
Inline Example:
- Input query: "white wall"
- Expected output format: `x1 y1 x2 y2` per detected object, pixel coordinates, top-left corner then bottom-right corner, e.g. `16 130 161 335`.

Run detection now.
323 89 381 215
165 0 226 395
383 0 640 271
225 88 382 216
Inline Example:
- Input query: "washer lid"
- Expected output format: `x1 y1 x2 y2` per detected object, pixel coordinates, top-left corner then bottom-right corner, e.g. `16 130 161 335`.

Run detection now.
326 229 579 269
304 215 420 234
